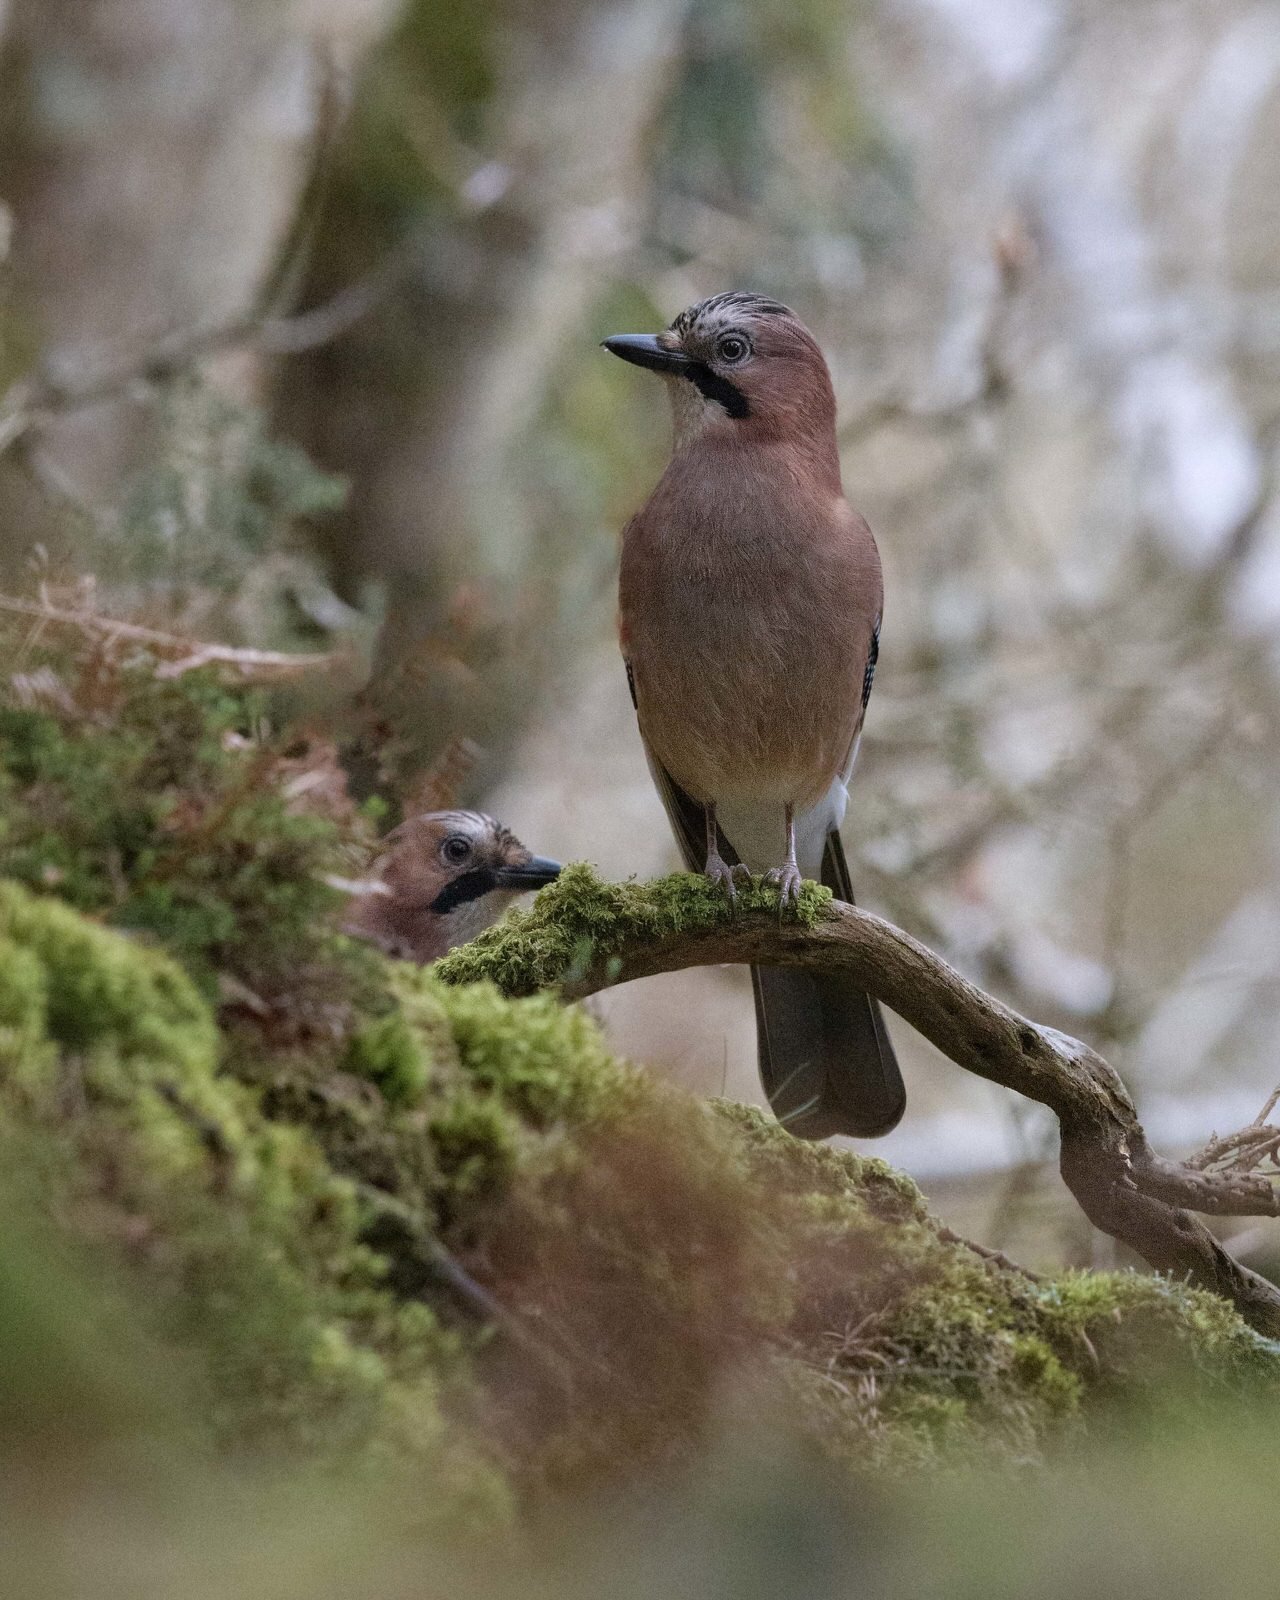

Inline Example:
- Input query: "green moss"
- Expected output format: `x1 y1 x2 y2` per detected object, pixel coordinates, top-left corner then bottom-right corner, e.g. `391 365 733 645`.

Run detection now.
385 971 630 1218
431 974 626 1123
435 862 832 995
714 1098 929 1224
344 1009 430 1108
0 879 502 1515
1031 1271 1280 1400
3 654 1279 1510
0 880 215 1075
0 662 380 1015
428 1090 521 1206
4 864 1280 1501
1010 1335 1083 1415
691 1098 1279 1472
0 936 49 1060
335 968 632 1215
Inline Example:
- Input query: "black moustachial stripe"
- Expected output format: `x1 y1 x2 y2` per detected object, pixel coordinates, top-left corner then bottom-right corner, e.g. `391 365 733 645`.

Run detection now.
429 868 495 915
688 361 749 419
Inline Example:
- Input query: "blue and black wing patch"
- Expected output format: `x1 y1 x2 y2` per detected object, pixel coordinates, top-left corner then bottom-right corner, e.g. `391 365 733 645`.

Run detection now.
862 619 880 710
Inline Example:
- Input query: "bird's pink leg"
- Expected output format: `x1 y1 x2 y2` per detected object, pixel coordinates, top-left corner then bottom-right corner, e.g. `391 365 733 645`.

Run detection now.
703 802 752 903
764 804 803 909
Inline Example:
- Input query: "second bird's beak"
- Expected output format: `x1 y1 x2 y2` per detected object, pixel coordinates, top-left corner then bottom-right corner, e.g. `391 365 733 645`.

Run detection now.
492 856 562 891
602 334 691 376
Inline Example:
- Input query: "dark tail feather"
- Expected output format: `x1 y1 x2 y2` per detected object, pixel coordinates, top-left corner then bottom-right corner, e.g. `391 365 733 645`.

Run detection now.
643 748 904 1140
751 831 905 1140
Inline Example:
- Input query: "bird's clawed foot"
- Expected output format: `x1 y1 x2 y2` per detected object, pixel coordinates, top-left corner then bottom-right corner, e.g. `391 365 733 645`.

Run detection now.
705 852 753 904
763 861 803 911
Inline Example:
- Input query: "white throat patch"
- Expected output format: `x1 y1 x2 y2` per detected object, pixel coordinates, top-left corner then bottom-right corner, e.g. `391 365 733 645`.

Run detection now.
665 374 728 451
439 888 519 952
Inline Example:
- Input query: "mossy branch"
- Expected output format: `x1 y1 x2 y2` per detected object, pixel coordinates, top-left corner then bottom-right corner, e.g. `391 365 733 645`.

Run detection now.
438 866 1280 1338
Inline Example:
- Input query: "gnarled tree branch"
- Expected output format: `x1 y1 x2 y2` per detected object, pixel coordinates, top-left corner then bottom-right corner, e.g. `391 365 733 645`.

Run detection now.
449 877 1280 1337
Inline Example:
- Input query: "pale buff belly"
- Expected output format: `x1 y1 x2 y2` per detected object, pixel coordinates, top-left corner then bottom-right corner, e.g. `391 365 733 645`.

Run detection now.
630 597 857 810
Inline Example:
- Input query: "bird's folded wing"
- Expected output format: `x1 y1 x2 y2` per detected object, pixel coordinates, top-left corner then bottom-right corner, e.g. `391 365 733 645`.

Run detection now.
820 823 856 905
642 743 712 872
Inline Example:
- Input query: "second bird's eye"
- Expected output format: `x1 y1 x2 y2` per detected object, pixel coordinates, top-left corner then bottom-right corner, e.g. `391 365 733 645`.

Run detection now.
441 835 471 865
716 335 748 364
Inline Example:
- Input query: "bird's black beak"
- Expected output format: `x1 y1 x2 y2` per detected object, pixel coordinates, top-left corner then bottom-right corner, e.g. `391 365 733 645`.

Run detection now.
602 334 691 376
492 856 562 891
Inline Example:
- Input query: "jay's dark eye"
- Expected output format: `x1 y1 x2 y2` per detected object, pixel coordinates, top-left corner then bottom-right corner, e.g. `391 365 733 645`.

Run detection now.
440 835 471 866
716 334 749 364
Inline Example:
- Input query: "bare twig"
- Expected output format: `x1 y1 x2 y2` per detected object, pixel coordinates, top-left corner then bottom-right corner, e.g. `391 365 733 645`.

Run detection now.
353 1185 576 1385
0 592 339 680
0 247 416 458
0 40 392 464
1191 1086 1280 1177
935 1225 1045 1283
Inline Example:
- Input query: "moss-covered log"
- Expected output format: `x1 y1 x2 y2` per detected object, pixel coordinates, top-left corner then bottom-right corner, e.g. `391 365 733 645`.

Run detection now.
3 651 1280 1512
437 866 1280 1337
3 877 1280 1507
